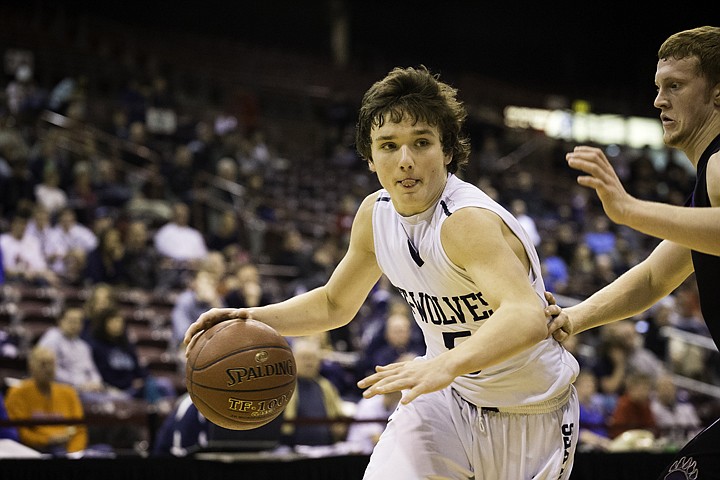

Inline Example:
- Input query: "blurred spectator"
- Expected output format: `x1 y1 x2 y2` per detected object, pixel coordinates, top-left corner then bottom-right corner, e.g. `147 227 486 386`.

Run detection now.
5 346 88 454
642 295 677 361
36 307 107 400
91 157 133 208
84 307 163 402
583 215 617 256
356 312 425 381
0 391 20 442
304 331 361 401
82 283 118 335
152 392 208 457
608 372 657 439
24 203 58 266
668 281 713 381
346 389 401 454
281 337 347 447
6 64 46 122
154 202 209 291
593 253 618 288
592 320 666 396
0 328 22 361
33 166 67 218
171 269 225 351
186 120 222 175
0 212 59 286
85 226 126 285
206 210 248 259
509 199 540 247
162 144 197 206
0 145 35 219
554 222 579 266
46 207 97 280
223 262 272 309
27 129 72 188
119 220 160 290
272 228 314 274
650 373 702 449
209 156 242 207
66 163 99 226
539 238 569 294
575 370 613 451
124 163 173 227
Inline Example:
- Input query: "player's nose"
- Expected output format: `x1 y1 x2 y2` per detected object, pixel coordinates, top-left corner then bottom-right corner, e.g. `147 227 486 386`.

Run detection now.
398 145 414 169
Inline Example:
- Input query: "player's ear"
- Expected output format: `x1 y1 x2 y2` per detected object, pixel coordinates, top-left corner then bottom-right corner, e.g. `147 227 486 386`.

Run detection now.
714 82 720 106
367 158 376 173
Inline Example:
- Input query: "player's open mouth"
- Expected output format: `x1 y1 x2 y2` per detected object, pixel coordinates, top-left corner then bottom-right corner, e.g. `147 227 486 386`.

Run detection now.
400 179 418 187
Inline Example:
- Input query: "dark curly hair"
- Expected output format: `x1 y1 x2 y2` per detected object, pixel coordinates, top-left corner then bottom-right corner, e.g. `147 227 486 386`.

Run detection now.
355 65 471 174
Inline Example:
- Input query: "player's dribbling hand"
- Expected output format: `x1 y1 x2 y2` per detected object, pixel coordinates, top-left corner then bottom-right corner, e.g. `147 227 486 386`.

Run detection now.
184 308 250 356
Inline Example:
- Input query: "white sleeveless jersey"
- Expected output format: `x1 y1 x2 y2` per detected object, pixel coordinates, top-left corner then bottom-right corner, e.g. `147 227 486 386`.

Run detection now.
372 174 579 407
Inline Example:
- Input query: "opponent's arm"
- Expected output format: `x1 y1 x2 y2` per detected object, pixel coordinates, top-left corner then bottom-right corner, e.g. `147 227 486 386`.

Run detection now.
568 147 720 255
184 193 382 347
548 239 693 341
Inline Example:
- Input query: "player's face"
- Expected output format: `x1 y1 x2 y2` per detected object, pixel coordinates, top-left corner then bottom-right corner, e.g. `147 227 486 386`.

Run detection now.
369 117 451 216
654 56 717 158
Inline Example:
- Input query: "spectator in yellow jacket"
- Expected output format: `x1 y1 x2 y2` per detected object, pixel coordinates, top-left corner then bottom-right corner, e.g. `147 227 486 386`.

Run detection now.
5 346 87 454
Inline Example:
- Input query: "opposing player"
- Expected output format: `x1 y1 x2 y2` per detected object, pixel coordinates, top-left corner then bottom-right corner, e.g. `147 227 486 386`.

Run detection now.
186 66 579 479
547 26 720 479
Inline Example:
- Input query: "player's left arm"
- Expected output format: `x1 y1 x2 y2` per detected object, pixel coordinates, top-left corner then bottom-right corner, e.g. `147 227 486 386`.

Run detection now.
358 207 547 403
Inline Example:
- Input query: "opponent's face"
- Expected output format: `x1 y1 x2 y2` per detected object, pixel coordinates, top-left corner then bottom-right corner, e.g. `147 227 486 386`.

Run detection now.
369 117 451 216
654 56 718 159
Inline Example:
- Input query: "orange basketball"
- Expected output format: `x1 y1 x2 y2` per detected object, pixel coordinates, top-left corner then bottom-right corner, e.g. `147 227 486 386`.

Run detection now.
186 319 296 430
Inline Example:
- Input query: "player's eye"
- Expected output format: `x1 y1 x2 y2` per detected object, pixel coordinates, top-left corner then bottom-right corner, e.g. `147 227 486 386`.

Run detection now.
380 142 396 150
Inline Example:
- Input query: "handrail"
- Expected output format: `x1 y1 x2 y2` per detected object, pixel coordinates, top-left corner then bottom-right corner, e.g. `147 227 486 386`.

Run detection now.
660 326 719 352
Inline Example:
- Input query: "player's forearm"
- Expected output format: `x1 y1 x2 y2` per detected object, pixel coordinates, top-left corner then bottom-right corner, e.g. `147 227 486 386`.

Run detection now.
566 266 668 334
622 200 720 256
444 305 547 376
247 286 353 336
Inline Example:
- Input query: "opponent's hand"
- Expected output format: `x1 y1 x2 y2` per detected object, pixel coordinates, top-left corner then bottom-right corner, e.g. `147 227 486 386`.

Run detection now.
357 356 456 405
184 308 250 356
545 304 574 343
566 146 634 225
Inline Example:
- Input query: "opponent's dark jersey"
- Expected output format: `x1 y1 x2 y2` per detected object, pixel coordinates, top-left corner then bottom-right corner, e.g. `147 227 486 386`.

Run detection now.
690 133 720 350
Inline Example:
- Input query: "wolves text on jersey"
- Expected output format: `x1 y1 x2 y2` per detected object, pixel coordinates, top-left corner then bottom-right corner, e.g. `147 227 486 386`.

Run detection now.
395 287 494 325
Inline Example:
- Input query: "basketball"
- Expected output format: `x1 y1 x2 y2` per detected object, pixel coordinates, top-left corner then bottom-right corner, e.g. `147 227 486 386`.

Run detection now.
186 319 296 430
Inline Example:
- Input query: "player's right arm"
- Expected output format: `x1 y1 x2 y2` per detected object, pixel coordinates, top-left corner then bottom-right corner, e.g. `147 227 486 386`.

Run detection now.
548 239 693 341
184 193 382 350
567 146 720 256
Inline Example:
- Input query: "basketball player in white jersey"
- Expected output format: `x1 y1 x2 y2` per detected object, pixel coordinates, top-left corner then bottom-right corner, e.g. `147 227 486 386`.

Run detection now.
185 66 580 479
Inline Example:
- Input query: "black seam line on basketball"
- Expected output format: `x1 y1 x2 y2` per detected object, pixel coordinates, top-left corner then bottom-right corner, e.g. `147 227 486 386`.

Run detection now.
192 345 292 369
189 379 297 392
